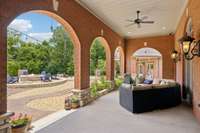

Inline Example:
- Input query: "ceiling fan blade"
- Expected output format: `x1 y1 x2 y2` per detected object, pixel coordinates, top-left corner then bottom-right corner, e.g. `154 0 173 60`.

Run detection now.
137 23 141 28
140 21 154 24
141 16 148 20
125 23 136 27
126 19 134 22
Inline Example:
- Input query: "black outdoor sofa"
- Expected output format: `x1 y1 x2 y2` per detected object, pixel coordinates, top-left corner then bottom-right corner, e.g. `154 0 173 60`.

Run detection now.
119 82 182 113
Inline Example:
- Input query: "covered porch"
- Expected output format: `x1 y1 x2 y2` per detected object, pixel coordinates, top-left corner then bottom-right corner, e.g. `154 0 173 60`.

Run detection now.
36 91 200 133
0 0 200 132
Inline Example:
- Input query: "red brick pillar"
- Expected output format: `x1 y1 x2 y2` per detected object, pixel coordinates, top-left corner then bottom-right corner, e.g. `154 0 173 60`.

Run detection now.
106 51 114 81
0 23 7 114
72 40 90 106
120 51 125 77
108 50 115 89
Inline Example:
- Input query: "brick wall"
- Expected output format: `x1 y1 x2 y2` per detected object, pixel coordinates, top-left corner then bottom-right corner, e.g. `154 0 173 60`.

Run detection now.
175 0 200 122
0 0 124 113
125 35 175 79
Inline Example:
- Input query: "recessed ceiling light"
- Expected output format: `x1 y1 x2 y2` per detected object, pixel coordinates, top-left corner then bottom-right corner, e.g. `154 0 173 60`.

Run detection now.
162 26 166 30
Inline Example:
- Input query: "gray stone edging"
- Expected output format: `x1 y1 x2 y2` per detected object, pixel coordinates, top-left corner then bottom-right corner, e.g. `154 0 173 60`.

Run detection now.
7 79 68 89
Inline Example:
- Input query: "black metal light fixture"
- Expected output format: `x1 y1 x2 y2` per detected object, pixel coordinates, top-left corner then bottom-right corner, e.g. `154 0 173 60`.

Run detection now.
171 50 180 63
179 34 200 60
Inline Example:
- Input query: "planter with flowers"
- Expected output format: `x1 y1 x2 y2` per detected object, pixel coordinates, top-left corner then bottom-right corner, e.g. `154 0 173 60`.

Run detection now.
65 97 71 110
71 96 80 109
10 113 32 133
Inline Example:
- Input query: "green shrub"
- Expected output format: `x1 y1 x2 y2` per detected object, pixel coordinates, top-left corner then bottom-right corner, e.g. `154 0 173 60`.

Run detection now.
90 77 112 96
71 95 79 103
7 61 20 76
115 78 123 89
97 76 112 90
96 82 105 91
90 82 98 97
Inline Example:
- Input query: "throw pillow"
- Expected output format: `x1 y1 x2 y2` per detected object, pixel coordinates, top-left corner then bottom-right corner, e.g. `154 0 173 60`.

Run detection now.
153 79 160 84
143 79 153 84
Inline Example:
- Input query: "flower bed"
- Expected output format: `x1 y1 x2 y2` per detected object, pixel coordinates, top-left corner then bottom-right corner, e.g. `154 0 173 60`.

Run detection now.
64 77 123 110
90 77 123 100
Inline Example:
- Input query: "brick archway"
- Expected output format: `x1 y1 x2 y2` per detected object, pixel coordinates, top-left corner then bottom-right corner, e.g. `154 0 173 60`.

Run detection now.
0 0 124 113
90 36 112 80
0 10 82 113
125 36 175 79
129 46 164 79
33 10 81 90
114 46 125 76
131 47 163 79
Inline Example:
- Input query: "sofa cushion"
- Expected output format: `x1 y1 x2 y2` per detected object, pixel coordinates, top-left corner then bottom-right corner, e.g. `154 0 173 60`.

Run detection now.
159 79 177 87
160 79 175 84
135 75 145 84
153 78 160 84
133 85 153 91
160 80 167 85
152 84 170 89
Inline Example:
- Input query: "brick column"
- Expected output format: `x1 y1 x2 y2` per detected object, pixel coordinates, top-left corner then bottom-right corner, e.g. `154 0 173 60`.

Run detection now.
106 52 114 81
72 40 90 106
108 50 115 88
0 23 7 114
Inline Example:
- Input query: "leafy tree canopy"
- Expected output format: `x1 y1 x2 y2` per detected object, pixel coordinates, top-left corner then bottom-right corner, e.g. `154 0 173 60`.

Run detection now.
7 27 107 77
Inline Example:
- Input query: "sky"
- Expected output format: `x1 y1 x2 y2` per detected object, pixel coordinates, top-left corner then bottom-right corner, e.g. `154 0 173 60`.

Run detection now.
8 12 61 42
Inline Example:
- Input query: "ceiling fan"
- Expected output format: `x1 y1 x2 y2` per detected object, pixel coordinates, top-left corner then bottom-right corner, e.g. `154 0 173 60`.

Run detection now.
126 10 154 28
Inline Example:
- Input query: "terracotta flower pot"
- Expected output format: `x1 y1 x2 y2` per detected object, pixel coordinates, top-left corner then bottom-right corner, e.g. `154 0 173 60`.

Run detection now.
65 98 71 110
71 102 79 109
26 121 32 130
65 104 71 110
12 125 27 133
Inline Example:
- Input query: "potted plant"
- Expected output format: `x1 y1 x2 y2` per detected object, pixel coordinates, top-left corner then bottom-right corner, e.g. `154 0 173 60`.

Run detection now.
10 113 32 133
65 97 71 110
71 96 80 109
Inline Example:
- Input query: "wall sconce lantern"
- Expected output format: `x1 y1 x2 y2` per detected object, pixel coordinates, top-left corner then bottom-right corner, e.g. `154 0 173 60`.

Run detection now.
171 50 180 63
179 34 200 60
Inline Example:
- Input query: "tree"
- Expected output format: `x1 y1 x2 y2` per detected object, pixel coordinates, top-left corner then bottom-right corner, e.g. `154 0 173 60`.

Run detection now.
90 39 106 75
48 26 74 76
7 34 21 76
7 26 107 78
7 26 75 76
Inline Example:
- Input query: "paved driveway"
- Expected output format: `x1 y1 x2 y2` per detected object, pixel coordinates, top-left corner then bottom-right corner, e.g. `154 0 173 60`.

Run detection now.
7 80 73 121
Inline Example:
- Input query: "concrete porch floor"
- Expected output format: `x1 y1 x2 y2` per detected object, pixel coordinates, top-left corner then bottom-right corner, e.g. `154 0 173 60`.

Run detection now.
37 91 200 133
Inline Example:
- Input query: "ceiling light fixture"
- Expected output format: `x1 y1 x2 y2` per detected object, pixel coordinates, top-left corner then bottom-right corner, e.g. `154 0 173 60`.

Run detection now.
53 0 59 11
162 26 166 30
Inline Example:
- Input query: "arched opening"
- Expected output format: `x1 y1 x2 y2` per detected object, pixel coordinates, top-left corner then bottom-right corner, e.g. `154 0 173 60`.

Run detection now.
89 37 112 97
89 37 111 81
6 11 81 121
131 47 163 80
114 47 125 78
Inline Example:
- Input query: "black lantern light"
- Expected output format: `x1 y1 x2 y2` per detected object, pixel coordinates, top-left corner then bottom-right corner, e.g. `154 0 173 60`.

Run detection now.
179 34 200 60
171 50 180 63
